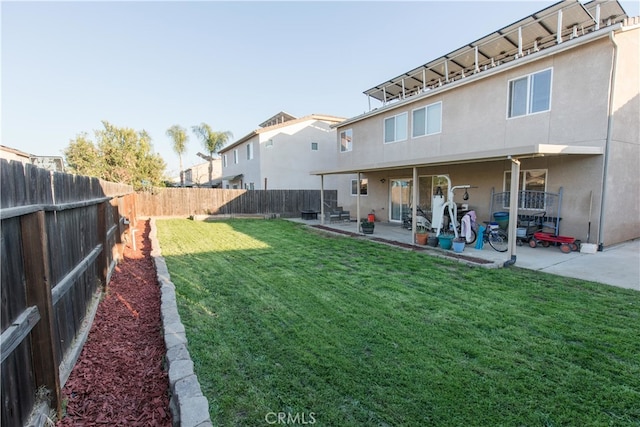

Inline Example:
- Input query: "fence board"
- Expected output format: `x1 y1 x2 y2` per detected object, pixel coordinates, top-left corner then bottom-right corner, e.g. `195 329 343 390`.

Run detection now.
1 160 135 426
137 188 338 217
21 210 61 416
1 217 26 332
1 339 35 427
0 307 40 364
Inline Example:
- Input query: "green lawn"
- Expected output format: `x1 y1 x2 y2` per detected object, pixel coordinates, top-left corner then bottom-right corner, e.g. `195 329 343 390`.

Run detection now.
157 218 640 427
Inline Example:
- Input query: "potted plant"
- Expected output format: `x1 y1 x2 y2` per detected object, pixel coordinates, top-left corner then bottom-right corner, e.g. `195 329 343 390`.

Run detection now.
415 224 429 245
360 218 375 234
452 236 466 253
437 233 455 250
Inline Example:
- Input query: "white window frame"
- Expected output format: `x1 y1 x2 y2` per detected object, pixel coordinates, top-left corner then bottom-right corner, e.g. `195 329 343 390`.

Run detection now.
350 178 368 196
340 129 353 153
233 149 239 164
412 102 442 138
222 154 228 168
384 112 408 144
247 143 253 160
507 68 552 118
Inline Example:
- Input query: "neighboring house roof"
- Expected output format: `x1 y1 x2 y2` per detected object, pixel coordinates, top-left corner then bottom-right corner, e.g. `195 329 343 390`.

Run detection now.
364 0 627 104
0 144 65 172
219 113 346 153
259 111 297 128
0 144 31 160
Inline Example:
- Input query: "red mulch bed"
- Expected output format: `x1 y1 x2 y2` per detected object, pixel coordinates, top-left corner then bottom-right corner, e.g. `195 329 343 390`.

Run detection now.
57 220 172 426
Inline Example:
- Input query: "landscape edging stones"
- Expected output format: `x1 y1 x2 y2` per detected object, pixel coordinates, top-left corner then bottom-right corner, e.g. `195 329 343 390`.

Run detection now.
149 218 212 427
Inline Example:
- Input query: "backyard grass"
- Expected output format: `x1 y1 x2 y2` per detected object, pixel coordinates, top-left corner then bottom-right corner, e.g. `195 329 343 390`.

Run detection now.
156 218 640 427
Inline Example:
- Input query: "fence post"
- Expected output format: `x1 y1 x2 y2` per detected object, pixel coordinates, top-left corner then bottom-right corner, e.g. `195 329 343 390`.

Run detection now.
97 201 109 290
20 210 62 417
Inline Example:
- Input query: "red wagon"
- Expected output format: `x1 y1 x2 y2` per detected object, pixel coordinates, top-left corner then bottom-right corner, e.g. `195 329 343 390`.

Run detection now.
529 232 579 253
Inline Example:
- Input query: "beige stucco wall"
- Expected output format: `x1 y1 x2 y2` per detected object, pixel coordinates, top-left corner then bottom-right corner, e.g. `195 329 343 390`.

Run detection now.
601 25 640 245
222 118 341 190
227 134 261 189
334 27 640 246
185 160 221 187
337 38 614 170
258 119 340 190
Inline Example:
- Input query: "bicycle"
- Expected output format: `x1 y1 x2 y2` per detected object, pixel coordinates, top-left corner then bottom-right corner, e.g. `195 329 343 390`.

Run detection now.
448 219 508 252
478 222 509 252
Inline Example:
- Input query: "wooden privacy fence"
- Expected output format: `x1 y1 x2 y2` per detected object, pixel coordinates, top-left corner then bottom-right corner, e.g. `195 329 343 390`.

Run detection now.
0 160 135 427
137 187 338 218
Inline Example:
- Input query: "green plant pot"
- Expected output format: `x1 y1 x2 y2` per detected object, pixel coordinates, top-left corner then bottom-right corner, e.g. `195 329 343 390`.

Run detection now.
360 225 374 234
438 236 453 250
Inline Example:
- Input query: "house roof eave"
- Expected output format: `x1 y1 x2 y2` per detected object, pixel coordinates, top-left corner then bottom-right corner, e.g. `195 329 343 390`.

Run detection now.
310 144 603 175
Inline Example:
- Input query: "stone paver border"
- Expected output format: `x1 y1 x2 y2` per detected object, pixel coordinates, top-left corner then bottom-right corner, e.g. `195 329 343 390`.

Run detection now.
149 218 213 427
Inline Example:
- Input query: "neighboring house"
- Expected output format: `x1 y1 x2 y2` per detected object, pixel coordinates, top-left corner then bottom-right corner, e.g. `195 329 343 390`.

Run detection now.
183 159 222 187
313 0 639 248
219 112 345 190
0 144 65 172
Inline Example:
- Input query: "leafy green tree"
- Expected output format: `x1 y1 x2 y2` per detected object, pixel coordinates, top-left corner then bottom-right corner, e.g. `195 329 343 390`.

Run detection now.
192 123 232 184
166 125 189 186
64 132 102 177
64 120 166 190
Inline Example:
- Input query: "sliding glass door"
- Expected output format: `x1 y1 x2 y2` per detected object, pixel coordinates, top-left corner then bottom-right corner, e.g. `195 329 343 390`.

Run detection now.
390 179 412 222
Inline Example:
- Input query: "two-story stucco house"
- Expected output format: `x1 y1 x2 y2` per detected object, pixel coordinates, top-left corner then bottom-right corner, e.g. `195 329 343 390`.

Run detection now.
314 0 639 250
182 159 222 187
219 112 345 190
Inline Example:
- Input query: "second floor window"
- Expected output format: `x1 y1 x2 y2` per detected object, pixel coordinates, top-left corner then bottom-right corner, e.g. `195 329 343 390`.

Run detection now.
311 142 318 151
222 154 228 168
384 112 407 143
247 143 253 160
233 149 239 164
508 68 552 118
412 102 442 137
340 129 352 152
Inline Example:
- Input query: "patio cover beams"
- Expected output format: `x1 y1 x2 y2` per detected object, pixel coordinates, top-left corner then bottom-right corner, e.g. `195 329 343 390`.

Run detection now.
363 0 627 106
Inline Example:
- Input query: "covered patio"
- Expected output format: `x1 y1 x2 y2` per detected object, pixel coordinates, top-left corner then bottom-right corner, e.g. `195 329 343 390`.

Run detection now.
313 143 604 268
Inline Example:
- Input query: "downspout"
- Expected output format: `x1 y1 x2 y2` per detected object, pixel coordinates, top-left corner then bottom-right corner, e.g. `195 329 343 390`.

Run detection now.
598 31 618 251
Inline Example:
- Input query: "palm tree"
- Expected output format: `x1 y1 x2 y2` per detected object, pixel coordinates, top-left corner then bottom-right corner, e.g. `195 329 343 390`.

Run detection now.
192 123 233 185
166 125 189 186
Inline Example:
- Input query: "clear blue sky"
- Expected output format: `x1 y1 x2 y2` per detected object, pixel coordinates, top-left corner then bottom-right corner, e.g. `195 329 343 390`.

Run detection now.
3 1 638 179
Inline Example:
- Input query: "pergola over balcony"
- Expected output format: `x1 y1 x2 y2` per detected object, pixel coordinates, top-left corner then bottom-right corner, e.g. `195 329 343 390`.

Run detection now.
364 0 627 108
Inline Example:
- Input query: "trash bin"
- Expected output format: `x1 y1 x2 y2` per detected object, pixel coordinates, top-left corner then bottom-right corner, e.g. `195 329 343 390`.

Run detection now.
368 213 375 223
493 211 509 230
